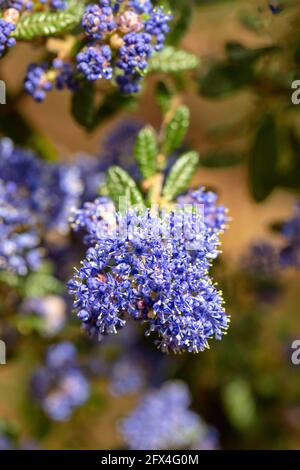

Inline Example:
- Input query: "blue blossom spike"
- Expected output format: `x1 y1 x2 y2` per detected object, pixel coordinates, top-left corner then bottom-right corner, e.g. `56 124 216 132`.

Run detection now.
69 194 230 354
145 7 172 51
76 44 113 81
116 32 153 74
82 3 116 40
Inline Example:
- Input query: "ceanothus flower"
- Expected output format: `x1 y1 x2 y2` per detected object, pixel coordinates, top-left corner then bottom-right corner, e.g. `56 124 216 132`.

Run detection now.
76 45 113 81
268 1 282 14
109 356 145 396
76 0 172 93
120 381 207 450
116 31 153 74
24 59 77 102
0 17 16 56
280 203 300 268
0 180 42 275
144 7 172 51
242 242 279 279
30 342 90 422
82 2 116 39
177 187 229 233
68 190 229 354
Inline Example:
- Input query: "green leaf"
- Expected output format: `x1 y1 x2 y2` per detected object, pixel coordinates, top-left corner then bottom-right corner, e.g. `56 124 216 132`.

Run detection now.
200 61 254 98
155 81 173 114
71 81 96 130
163 151 200 201
222 379 257 431
90 91 136 131
148 46 199 73
200 149 244 168
161 105 190 155
107 166 145 208
134 126 158 179
25 269 63 298
13 9 82 40
249 114 279 202
200 43 279 99
167 3 192 46
225 42 279 63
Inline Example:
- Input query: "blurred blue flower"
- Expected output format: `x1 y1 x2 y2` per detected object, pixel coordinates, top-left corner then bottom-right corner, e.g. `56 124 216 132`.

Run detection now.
30 342 90 421
109 356 145 397
280 203 300 268
120 381 207 450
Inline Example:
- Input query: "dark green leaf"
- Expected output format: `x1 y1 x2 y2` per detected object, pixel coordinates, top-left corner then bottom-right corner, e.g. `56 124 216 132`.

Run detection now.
249 114 279 202
71 81 96 130
201 149 244 168
200 61 254 98
225 42 279 63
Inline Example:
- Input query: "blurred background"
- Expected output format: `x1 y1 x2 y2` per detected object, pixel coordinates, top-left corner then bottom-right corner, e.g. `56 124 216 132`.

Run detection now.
1 0 300 450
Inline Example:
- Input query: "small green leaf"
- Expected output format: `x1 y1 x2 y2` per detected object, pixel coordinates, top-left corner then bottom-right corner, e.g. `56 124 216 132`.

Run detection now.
200 61 254 98
13 9 81 40
222 379 257 431
200 149 244 168
148 46 199 73
135 126 158 179
163 151 200 201
161 105 190 155
249 114 279 202
225 42 279 63
107 166 145 208
71 81 96 130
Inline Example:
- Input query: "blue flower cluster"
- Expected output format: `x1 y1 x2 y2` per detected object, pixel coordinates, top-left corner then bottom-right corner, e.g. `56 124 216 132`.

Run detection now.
268 1 282 14
11 1 172 100
68 188 230 354
77 0 172 94
0 16 16 56
30 342 90 421
0 179 41 275
0 119 147 276
0 0 67 56
0 138 86 275
280 203 300 268
109 356 145 397
24 59 77 102
242 242 279 279
120 381 208 450
6 1 66 12
177 187 229 233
